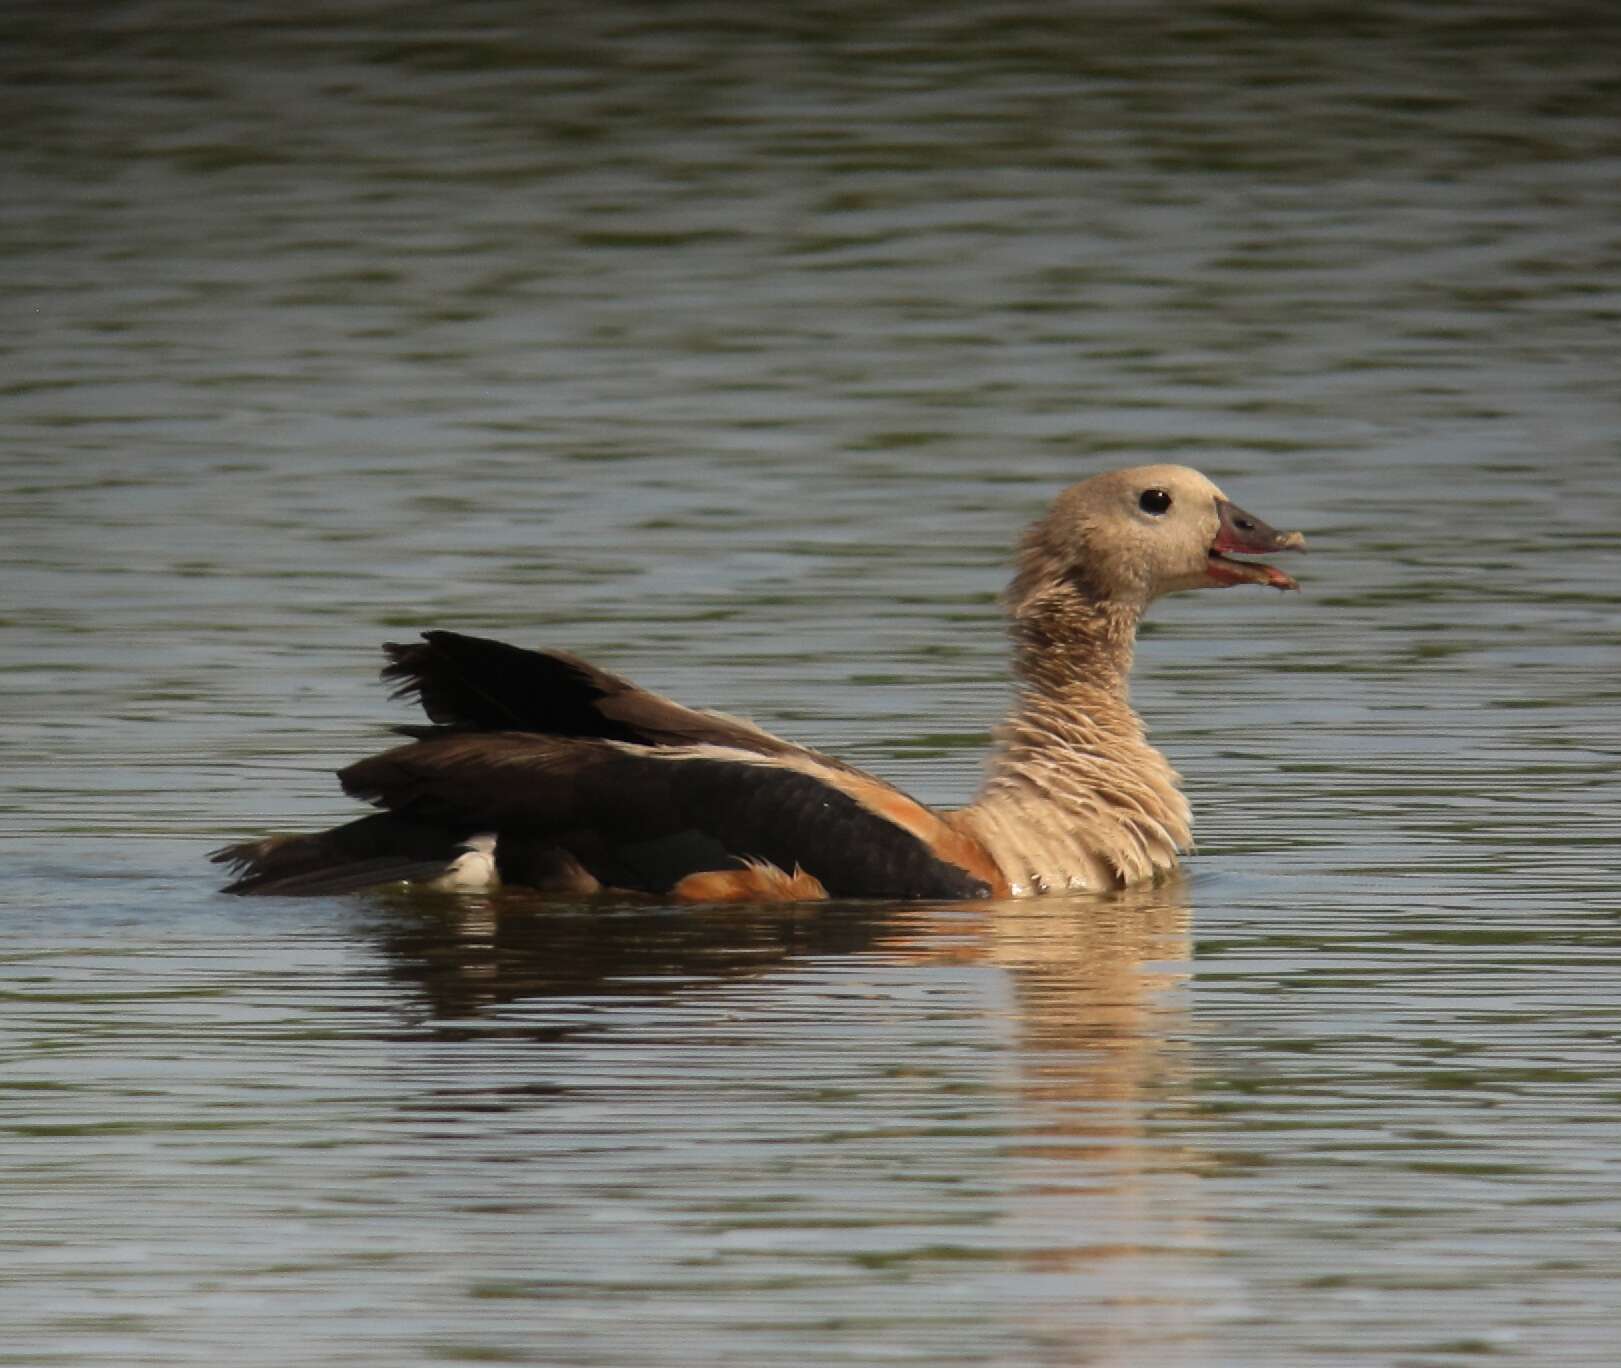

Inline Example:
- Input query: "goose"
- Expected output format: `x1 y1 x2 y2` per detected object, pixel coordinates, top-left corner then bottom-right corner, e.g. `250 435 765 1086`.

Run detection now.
213 464 1303 901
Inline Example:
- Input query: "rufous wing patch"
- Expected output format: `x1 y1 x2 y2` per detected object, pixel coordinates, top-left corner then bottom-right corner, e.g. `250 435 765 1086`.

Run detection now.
672 860 829 904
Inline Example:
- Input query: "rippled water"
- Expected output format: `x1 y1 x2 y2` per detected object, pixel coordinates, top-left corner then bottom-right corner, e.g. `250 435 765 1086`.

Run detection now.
4 3 1620 1364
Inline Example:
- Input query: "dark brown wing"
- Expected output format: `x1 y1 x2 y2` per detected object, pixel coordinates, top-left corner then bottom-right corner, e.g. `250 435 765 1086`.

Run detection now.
382 631 820 759
215 633 997 900
339 734 993 901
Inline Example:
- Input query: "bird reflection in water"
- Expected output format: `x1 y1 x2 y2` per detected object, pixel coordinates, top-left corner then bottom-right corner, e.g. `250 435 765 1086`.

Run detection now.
897 875 1214 1359
362 889 910 1033
359 877 1214 1353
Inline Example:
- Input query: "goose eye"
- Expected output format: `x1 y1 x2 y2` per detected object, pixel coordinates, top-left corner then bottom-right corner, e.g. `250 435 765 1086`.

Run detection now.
1139 488 1172 515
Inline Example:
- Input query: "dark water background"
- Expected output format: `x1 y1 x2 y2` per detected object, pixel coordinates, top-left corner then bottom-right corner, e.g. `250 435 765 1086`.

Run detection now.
3 3 1619 1364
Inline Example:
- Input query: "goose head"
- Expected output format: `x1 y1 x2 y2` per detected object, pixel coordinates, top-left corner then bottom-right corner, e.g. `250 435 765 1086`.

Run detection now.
1016 464 1306 610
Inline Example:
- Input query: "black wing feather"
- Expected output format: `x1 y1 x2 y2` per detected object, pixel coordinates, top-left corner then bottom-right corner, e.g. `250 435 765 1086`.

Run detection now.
382 632 648 740
382 632 813 758
211 812 471 895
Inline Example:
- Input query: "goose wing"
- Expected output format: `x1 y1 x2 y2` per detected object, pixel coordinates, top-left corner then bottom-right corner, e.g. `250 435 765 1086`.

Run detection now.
339 732 1001 901
383 630 827 760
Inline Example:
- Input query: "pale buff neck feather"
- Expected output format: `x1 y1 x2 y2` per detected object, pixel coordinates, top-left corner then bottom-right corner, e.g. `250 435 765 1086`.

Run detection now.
952 577 1193 897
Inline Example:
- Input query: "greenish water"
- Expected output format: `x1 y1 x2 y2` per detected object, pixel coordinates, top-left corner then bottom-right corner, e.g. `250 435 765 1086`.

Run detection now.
4 4 1619 1364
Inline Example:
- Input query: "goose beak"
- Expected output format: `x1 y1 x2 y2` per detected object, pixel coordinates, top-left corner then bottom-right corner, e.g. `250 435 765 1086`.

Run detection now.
1208 499 1306 591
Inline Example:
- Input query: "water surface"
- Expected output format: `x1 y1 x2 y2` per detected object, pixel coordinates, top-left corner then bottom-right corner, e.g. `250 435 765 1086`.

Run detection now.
3 4 1619 1364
